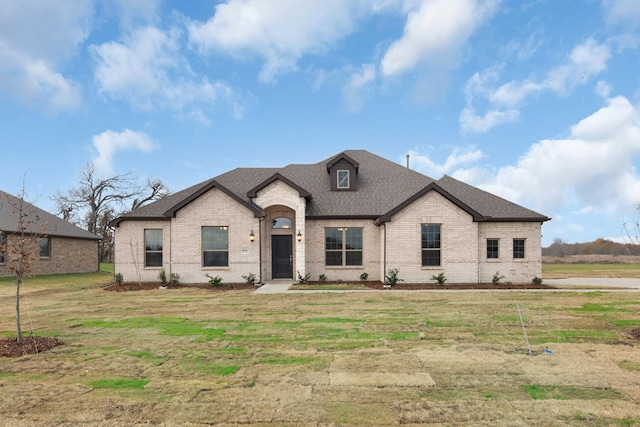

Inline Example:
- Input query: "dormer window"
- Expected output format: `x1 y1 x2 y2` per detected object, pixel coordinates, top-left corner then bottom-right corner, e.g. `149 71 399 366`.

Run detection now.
327 152 359 191
337 170 350 189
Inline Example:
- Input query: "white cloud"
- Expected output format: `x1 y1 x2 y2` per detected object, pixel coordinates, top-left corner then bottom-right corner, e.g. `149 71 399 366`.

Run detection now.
111 0 162 29
478 96 640 217
407 146 485 177
91 26 240 120
604 0 640 28
380 0 500 77
92 129 156 175
188 0 364 83
342 64 377 112
461 38 612 133
0 1 91 110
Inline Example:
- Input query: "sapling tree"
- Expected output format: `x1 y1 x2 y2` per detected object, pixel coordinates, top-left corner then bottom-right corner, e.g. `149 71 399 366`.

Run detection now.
1 186 47 344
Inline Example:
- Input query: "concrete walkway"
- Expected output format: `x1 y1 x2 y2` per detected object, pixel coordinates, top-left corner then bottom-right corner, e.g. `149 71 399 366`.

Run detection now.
254 278 640 294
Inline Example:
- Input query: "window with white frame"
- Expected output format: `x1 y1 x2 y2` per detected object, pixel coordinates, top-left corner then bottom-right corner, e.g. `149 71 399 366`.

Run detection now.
337 170 350 189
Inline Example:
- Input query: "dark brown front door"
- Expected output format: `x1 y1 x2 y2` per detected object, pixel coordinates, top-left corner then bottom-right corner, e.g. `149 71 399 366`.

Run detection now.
272 235 293 279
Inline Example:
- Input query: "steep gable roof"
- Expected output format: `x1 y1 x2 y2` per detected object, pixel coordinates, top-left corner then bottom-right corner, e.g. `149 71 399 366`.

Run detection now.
110 150 550 225
0 191 100 240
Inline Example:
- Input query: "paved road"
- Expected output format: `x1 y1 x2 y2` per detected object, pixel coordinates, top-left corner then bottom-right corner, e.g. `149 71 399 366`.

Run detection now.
543 277 640 289
254 278 640 294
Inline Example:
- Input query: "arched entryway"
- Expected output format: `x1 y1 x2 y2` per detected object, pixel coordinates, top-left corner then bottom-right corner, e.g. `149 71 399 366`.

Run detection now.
263 206 298 280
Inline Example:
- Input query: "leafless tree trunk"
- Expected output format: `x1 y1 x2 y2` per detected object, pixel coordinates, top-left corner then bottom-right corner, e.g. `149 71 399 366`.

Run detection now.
1 185 46 344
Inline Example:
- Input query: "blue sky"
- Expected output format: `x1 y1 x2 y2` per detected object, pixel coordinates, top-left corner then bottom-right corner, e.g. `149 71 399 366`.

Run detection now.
1 0 640 247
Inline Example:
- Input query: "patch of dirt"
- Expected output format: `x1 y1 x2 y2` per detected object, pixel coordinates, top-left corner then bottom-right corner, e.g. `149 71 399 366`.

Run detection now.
296 281 553 290
104 282 256 292
629 328 640 340
0 336 63 358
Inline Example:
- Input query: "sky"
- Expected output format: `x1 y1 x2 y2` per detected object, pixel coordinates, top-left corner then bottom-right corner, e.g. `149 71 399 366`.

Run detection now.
1 0 640 247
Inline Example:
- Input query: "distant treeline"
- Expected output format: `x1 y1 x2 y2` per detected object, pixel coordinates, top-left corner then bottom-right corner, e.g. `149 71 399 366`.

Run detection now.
543 238 640 257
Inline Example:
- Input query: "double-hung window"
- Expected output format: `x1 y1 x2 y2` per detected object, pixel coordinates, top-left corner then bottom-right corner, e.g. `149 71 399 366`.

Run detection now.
513 239 525 259
487 239 499 259
325 227 362 266
421 224 441 266
144 229 163 267
203 226 229 267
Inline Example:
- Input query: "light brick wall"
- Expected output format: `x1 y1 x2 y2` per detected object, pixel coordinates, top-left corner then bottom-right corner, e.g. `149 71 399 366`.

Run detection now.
305 219 381 282
113 188 261 284
384 191 480 284
478 221 543 283
254 181 307 280
113 220 170 283
0 235 98 277
383 191 543 284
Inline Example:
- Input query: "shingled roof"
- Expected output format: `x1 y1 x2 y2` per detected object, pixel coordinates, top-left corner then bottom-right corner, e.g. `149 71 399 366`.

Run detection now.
0 191 100 240
111 150 550 225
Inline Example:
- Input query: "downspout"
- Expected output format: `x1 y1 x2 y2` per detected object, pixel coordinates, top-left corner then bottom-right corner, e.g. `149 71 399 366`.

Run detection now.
258 217 264 284
477 222 480 284
383 223 387 283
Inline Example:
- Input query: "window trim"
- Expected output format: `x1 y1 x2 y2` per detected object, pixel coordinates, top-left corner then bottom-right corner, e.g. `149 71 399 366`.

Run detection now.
144 229 163 267
486 238 499 259
325 227 363 267
336 170 350 189
421 224 441 267
39 237 51 259
513 238 525 259
202 226 229 268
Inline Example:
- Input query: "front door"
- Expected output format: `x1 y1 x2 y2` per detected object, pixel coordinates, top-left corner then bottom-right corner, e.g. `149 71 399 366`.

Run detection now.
272 235 293 279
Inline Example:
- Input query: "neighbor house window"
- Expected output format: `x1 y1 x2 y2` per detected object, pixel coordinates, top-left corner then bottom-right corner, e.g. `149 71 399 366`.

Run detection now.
144 229 163 267
513 239 525 259
203 226 229 267
39 237 50 258
0 234 5 263
337 170 350 189
487 239 499 259
325 227 362 266
421 224 441 267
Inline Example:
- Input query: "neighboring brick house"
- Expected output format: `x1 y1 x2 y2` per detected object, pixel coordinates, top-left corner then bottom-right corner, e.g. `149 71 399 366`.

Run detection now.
0 190 100 277
110 150 550 285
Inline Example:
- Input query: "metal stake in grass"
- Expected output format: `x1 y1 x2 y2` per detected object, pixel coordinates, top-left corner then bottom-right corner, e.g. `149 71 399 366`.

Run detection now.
517 304 532 355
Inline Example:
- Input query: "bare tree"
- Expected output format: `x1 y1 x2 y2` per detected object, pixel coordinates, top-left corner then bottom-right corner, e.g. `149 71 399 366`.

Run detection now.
53 163 169 236
1 186 47 344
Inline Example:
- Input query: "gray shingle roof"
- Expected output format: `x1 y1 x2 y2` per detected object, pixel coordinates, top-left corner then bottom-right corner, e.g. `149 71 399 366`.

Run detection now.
0 191 100 240
111 150 550 225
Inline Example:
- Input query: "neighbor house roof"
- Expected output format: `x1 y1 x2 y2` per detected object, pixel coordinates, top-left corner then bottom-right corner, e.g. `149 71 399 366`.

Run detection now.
0 191 100 240
111 150 550 226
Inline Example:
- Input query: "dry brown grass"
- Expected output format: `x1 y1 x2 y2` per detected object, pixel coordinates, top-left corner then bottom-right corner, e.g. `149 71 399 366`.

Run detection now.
1 273 639 426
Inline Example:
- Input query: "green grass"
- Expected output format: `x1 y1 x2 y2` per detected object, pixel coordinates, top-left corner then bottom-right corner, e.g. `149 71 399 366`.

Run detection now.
258 356 321 365
522 384 624 400
89 378 150 389
543 263 640 279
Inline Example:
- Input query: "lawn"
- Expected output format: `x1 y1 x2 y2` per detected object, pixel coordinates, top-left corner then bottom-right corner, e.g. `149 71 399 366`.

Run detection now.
0 266 639 425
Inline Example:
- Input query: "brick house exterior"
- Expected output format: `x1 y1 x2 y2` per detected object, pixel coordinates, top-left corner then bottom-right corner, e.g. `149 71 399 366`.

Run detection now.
0 191 100 277
110 150 550 285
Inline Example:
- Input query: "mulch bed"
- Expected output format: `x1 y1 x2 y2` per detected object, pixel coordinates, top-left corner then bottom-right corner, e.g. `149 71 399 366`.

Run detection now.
0 336 63 358
629 328 640 340
104 283 256 292
363 282 554 290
